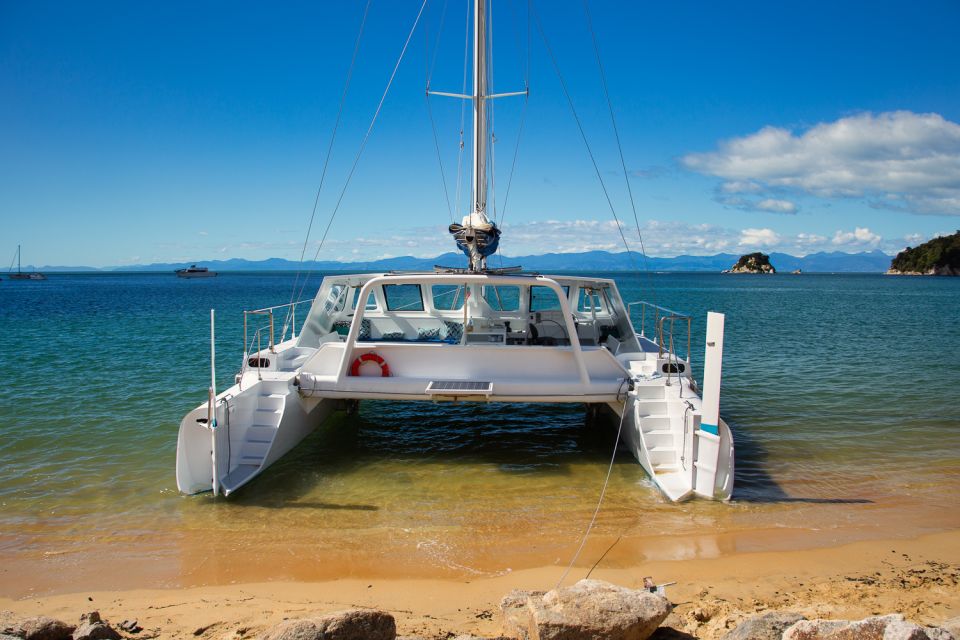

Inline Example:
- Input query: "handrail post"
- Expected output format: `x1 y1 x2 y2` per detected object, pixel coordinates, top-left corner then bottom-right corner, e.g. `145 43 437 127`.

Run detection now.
269 310 275 352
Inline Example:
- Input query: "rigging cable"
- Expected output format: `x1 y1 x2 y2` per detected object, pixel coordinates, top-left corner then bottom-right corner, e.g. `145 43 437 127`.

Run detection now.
294 0 430 306
530 1 641 277
284 0 371 324
581 0 657 307
454 0 472 219
425 0 456 222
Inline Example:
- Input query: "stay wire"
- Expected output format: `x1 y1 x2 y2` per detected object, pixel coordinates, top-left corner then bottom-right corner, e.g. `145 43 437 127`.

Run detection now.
285 0 371 318
295 0 429 304
530 1 640 276
454 0 472 220
426 94 456 222
581 0 657 307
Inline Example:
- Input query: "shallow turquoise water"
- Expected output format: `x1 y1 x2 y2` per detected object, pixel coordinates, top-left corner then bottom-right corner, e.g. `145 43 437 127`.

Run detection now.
1 272 958 594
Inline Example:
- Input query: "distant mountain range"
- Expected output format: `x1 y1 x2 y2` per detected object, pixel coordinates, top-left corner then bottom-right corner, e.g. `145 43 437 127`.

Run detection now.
30 249 895 273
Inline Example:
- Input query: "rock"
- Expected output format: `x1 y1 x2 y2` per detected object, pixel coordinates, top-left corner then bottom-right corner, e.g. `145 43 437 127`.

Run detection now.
943 618 960 639
117 620 140 634
722 612 806 640
500 579 671 640
259 609 395 640
7 616 74 640
725 253 776 274
71 613 119 640
783 614 953 640
690 608 711 623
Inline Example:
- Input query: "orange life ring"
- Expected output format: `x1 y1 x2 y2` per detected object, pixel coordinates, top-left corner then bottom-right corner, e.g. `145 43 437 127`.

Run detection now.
350 352 390 377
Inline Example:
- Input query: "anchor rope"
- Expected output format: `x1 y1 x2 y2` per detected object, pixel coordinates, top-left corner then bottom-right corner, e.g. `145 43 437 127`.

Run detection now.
555 400 627 589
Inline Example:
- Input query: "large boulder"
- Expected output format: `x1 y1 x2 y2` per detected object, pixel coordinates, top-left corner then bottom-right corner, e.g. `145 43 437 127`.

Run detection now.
722 612 806 640
783 614 954 640
500 579 671 640
5 616 73 640
259 609 395 640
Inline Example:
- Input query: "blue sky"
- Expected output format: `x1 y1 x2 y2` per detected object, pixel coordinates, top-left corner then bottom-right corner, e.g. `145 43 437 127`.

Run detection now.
2 0 959 267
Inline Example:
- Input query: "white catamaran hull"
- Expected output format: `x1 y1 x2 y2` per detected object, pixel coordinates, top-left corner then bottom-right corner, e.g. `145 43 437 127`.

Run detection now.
176 275 734 502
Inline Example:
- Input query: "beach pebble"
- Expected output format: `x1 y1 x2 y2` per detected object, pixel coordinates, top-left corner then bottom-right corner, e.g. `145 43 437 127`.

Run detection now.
783 614 954 640
721 611 806 640
259 609 395 640
5 616 74 640
500 579 671 640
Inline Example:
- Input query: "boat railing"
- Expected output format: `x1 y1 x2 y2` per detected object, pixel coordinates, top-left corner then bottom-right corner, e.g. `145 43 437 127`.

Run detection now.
242 299 313 354
238 326 268 388
627 301 691 362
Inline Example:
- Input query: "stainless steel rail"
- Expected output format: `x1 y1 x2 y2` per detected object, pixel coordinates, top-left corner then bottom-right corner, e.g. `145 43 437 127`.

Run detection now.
627 301 692 362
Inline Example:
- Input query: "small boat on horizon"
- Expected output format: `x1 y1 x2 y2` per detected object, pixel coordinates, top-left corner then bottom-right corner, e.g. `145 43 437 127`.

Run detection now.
7 245 47 280
175 265 218 278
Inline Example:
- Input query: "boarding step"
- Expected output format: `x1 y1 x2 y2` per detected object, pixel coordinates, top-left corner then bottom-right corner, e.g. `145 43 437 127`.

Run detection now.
425 380 493 398
244 424 277 443
221 464 260 495
640 415 673 432
636 400 668 417
641 428 674 448
653 462 680 473
647 445 677 466
252 409 282 427
651 470 692 502
257 393 286 411
239 441 270 461
632 384 666 400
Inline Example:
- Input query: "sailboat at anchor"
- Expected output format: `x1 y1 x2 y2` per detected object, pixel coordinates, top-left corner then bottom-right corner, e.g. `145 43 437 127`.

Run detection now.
175 1 734 502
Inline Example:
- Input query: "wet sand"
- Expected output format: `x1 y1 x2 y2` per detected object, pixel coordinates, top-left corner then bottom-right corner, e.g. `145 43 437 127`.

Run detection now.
3 529 957 639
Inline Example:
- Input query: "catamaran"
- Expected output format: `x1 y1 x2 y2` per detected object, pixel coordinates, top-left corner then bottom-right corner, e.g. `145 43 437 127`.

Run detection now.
176 1 734 502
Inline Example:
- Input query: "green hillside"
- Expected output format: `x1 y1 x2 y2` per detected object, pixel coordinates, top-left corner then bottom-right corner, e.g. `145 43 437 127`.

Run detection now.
889 231 960 275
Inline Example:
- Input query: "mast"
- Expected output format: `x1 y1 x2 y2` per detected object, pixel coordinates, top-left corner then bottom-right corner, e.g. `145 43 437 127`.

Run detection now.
17 244 21 274
471 0 488 220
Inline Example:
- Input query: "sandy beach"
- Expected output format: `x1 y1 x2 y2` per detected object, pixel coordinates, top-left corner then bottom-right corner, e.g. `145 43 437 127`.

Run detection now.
3 529 957 639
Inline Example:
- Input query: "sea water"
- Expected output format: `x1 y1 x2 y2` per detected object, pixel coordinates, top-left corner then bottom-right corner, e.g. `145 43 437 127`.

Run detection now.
1 272 958 595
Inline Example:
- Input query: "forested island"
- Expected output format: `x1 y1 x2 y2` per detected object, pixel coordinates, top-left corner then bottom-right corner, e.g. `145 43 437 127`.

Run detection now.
723 252 776 274
887 231 960 276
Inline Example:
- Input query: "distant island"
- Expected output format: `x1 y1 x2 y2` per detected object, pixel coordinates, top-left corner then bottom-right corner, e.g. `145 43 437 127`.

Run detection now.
886 231 960 276
723 252 776 274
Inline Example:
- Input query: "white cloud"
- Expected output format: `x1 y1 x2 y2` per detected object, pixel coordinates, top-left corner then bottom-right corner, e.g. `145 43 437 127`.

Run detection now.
756 198 798 214
739 228 781 247
831 226 881 248
683 111 960 215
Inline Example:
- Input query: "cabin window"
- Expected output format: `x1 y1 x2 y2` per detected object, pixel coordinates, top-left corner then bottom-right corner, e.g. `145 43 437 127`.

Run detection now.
530 285 569 312
383 284 425 311
324 285 348 314
577 288 606 313
432 284 465 310
483 285 520 311
352 287 377 311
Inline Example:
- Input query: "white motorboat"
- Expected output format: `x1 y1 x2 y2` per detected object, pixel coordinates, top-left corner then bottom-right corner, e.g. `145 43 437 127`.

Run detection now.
175 264 217 278
176 1 734 502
